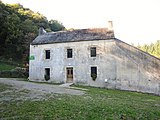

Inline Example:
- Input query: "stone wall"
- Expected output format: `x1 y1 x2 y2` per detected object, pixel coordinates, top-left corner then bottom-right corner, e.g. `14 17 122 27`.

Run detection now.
112 40 160 95
29 39 160 95
29 40 116 86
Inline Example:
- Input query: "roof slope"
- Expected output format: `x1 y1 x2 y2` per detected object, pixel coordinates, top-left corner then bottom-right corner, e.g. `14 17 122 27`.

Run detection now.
31 28 115 45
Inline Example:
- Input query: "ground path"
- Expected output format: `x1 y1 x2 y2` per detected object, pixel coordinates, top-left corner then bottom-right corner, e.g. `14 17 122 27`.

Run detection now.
0 78 85 101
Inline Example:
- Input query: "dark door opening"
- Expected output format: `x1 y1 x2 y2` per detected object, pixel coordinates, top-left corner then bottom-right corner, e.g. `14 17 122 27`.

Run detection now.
45 68 50 81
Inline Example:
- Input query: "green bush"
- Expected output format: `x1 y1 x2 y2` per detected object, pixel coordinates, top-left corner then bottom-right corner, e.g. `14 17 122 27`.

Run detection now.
91 74 97 81
44 74 50 81
0 67 28 78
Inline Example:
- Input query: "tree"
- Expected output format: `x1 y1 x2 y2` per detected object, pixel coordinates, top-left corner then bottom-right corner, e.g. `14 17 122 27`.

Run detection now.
0 1 66 63
49 20 65 32
137 40 160 58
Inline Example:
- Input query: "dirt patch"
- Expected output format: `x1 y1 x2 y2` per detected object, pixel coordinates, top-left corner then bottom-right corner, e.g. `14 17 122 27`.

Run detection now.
0 78 85 101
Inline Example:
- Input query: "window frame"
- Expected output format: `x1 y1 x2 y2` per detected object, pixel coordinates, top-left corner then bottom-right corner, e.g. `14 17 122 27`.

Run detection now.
67 48 73 58
90 47 96 57
44 68 50 81
45 68 50 76
91 66 97 75
45 50 50 59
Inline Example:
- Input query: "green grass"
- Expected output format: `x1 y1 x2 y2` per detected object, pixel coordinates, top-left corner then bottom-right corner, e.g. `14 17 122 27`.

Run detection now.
0 84 160 120
0 62 16 70
0 62 27 78
0 83 12 92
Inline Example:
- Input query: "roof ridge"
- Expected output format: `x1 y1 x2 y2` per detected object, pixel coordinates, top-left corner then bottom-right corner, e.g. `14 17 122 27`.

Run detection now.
47 28 110 34
32 28 114 45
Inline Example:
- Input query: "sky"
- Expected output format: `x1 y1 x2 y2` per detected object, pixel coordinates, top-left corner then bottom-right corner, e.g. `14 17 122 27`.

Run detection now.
2 0 160 45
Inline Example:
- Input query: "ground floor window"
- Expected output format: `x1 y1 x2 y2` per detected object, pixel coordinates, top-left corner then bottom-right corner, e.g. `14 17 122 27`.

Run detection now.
44 68 50 81
91 67 97 81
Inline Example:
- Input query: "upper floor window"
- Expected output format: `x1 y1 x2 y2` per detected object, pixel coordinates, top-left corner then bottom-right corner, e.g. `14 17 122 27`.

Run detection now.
90 47 96 57
45 50 50 59
67 49 72 58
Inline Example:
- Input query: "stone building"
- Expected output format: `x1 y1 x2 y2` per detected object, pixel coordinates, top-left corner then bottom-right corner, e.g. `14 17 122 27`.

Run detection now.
29 22 160 95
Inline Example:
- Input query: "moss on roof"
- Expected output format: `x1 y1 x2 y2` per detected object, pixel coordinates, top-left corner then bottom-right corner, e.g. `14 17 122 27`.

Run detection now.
31 28 115 45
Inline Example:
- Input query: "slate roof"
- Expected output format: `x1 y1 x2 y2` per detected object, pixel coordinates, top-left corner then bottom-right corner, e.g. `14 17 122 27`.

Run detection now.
31 28 115 45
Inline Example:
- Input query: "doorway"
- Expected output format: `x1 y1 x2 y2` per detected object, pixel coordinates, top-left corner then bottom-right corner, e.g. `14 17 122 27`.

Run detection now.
66 67 73 83
44 68 50 81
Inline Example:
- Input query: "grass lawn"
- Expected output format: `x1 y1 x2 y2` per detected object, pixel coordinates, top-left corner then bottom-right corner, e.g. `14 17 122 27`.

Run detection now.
0 62 16 70
0 84 160 120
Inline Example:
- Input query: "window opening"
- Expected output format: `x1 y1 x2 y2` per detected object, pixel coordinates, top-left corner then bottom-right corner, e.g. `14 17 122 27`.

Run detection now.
90 47 96 57
45 50 50 59
45 68 50 81
67 49 72 58
91 67 97 81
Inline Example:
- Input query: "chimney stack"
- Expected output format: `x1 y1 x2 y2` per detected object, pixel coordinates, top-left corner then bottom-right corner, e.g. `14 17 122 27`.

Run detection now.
39 27 46 36
107 21 113 31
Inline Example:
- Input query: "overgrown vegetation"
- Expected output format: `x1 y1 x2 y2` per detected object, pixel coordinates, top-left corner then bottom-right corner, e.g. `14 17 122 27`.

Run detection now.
0 83 160 120
91 73 97 81
0 69 27 78
0 62 16 71
0 59 28 78
0 1 65 64
44 74 50 81
137 40 160 58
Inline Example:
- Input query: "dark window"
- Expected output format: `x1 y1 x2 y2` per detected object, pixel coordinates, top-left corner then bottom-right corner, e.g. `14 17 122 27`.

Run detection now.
90 47 96 57
45 50 50 59
67 49 72 58
45 68 50 81
45 68 50 76
91 67 97 75
91 67 97 81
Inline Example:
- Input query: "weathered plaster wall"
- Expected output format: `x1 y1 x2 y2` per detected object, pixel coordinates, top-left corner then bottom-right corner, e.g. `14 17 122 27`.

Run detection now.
113 40 160 95
29 40 116 86
29 39 160 95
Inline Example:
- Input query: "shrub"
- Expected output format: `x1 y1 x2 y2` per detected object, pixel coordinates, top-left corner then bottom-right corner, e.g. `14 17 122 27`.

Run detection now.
0 67 28 78
44 74 50 81
91 74 97 81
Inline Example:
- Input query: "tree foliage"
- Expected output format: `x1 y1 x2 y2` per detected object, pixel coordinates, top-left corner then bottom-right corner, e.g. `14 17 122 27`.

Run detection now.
137 40 160 58
49 20 65 32
0 1 65 63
